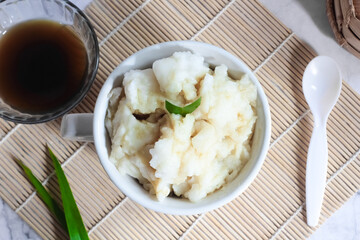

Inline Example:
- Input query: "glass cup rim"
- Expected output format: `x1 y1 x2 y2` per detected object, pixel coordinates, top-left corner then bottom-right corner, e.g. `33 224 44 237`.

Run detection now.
0 0 99 124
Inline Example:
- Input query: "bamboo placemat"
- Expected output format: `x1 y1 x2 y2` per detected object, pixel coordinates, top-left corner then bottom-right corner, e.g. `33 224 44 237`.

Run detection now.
0 0 359 239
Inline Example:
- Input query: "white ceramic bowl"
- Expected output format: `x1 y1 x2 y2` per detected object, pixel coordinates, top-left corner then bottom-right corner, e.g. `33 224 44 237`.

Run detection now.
93 41 271 215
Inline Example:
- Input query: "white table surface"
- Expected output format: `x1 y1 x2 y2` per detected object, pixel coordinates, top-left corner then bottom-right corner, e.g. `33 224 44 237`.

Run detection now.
0 0 359 239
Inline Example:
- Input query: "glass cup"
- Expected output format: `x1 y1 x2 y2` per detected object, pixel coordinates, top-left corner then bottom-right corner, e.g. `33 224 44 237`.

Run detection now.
0 0 99 123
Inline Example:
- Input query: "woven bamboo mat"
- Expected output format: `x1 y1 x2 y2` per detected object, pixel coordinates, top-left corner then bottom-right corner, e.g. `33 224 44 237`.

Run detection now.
0 0 359 239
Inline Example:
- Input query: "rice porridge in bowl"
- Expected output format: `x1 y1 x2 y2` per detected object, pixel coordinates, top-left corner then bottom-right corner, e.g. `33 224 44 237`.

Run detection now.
93 41 271 214
105 52 257 202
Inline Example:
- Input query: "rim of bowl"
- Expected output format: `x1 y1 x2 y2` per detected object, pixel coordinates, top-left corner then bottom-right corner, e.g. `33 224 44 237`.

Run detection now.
94 40 271 215
0 0 99 124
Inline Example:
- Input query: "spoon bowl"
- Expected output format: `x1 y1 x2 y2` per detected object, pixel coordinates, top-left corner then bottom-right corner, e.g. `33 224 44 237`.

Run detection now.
302 56 342 227
303 56 342 122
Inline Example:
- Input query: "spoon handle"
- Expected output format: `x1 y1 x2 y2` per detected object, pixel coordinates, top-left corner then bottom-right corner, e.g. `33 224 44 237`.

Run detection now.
306 122 328 227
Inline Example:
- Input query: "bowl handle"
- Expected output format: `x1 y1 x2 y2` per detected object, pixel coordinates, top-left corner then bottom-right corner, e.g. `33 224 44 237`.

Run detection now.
60 113 94 142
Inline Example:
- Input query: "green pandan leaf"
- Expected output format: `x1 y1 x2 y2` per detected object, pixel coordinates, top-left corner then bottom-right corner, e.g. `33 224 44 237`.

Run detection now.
48 147 89 240
165 97 201 117
16 158 67 231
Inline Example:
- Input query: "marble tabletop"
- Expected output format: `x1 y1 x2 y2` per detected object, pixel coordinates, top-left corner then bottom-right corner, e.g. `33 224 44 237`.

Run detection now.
0 0 359 239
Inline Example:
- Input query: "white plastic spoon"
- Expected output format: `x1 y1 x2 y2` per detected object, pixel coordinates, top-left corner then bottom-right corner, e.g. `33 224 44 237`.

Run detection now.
302 56 342 227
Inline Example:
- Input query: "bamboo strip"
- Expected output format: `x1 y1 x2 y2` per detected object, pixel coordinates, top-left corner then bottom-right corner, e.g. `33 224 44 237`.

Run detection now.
0 119 15 140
